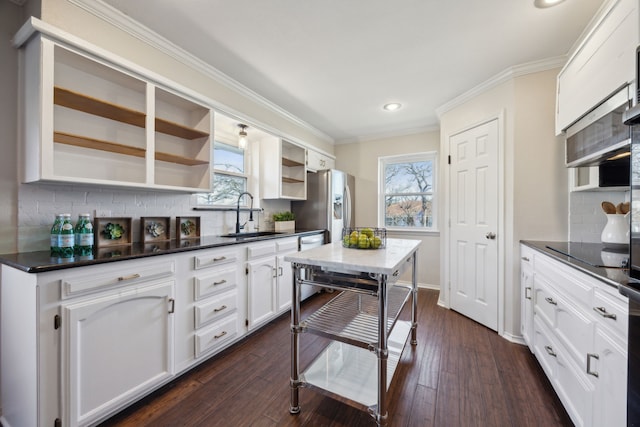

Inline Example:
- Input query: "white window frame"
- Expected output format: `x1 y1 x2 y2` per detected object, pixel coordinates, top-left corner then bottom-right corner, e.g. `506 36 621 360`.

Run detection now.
197 141 249 206
378 151 438 233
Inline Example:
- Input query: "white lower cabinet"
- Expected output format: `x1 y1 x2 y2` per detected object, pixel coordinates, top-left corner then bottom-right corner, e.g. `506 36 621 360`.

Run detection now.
520 244 628 427
62 280 175 427
182 246 245 364
520 246 534 347
246 237 298 330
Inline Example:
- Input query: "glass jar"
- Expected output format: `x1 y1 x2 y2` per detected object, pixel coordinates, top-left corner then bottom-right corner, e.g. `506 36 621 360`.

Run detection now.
58 214 75 258
75 213 94 257
50 214 64 257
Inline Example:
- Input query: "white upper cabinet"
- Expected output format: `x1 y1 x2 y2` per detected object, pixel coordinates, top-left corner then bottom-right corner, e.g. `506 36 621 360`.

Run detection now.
306 148 335 172
556 0 639 134
260 136 307 200
18 28 212 192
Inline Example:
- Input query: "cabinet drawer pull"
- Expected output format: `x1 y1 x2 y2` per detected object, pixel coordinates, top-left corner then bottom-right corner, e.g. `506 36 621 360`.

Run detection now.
544 345 557 357
521 256 530 262
586 353 599 378
213 279 227 286
213 256 227 262
213 305 227 313
544 297 557 306
214 331 227 340
525 287 532 300
117 273 141 281
593 306 617 320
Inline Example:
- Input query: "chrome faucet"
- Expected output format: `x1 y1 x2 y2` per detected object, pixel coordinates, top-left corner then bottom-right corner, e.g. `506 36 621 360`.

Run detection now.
235 191 254 234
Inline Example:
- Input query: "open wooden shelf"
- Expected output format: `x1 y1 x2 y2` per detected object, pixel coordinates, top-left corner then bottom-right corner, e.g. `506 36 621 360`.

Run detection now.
54 86 210 141
54 87 146 128
282 177 305 184
54 131 145 158
155 118 209 140
155 152 209 166
54 132 208 166
282 157 304 167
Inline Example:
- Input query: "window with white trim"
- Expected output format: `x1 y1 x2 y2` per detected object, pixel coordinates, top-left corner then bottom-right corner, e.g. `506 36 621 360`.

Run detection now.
379 152 437 231
196 142 248 206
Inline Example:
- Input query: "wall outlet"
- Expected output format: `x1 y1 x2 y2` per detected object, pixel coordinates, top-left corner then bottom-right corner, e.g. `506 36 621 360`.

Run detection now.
94 209 112 218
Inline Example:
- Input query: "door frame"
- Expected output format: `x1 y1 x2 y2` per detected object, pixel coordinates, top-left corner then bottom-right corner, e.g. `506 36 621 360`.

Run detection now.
440 111 506 337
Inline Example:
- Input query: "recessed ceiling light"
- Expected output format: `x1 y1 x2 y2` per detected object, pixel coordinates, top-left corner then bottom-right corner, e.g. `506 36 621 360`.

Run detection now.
383 103 402 111
534 0 565 8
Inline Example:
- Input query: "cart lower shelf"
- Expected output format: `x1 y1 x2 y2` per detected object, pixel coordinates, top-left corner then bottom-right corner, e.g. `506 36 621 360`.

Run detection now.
300 320 411 409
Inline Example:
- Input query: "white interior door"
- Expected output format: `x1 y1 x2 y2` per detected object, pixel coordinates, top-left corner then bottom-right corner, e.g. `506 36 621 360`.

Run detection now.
449 119 499 331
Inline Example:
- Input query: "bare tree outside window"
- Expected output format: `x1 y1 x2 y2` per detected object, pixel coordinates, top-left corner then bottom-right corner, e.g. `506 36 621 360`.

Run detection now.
196 142 248 206
380 153 436 230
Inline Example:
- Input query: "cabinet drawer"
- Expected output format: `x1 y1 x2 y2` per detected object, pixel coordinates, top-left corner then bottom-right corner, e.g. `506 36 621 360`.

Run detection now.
533 317 593 427
194 290 237 329
593 288 628 338
535 254 593 309
194 249 237 270
520 244 535 267
61 259 175 299
276 237 298 253
195 315 238 358
533 277 557 327
194 267 237 300
247 242 276 260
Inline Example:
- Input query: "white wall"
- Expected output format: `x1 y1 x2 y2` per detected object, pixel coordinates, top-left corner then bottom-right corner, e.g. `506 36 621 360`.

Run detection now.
439 68 568 339
334 131 441 288
0 1 26 254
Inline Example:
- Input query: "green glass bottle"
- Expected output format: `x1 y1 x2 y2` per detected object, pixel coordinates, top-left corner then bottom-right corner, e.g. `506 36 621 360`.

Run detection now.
50 214 64 257
74 213 94 258
58 214 75 259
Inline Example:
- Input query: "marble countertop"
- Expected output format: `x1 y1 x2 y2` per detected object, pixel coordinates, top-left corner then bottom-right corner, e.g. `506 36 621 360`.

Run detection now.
0 229 324 273
285 238 421 275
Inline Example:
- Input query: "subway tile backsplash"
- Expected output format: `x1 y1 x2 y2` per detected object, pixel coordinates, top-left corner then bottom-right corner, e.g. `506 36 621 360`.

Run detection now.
569 190 629 243
17 183 289 253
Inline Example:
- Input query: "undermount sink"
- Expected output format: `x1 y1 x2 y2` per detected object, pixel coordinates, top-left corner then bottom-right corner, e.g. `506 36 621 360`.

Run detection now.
220 231 283 238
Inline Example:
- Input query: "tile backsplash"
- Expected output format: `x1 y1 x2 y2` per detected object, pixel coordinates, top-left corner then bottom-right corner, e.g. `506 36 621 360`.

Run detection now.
17 183 291 252
569 190 629 243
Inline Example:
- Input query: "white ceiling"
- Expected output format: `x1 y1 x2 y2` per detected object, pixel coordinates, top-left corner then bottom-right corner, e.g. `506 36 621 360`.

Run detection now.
102 0 606 143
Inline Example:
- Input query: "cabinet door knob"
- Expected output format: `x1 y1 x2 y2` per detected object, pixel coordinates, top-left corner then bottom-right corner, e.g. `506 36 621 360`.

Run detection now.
485 232 496 240
593 306 617 320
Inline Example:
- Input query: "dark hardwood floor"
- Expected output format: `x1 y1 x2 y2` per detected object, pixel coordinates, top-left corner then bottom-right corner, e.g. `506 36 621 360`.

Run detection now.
100 289 573 427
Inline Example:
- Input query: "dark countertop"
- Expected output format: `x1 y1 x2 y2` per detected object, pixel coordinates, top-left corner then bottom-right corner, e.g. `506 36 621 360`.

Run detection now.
0 229 325 274
521 240 640 298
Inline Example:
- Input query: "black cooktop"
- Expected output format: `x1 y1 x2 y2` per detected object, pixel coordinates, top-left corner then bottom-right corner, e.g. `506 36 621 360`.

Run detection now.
544 241 629 269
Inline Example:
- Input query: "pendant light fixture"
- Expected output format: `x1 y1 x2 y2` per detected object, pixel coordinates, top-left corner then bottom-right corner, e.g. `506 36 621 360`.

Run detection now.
238 124 248 149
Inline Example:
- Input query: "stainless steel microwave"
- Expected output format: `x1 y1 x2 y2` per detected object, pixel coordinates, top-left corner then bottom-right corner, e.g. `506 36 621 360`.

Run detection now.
565 85 631 167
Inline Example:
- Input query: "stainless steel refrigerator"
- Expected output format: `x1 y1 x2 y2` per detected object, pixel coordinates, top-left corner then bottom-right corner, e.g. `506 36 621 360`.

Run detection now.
291 169 355 243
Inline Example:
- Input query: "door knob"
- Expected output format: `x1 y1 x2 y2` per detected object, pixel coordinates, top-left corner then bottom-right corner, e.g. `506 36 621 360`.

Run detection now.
485 232 496 240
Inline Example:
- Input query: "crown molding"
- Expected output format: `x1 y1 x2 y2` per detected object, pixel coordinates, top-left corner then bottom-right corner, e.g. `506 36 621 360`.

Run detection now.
67 0 334 144
334 123 441 145
436 55 566 119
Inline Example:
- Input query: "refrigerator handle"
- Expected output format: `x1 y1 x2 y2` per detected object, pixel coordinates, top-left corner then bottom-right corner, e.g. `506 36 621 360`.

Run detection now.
344 184 352 228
